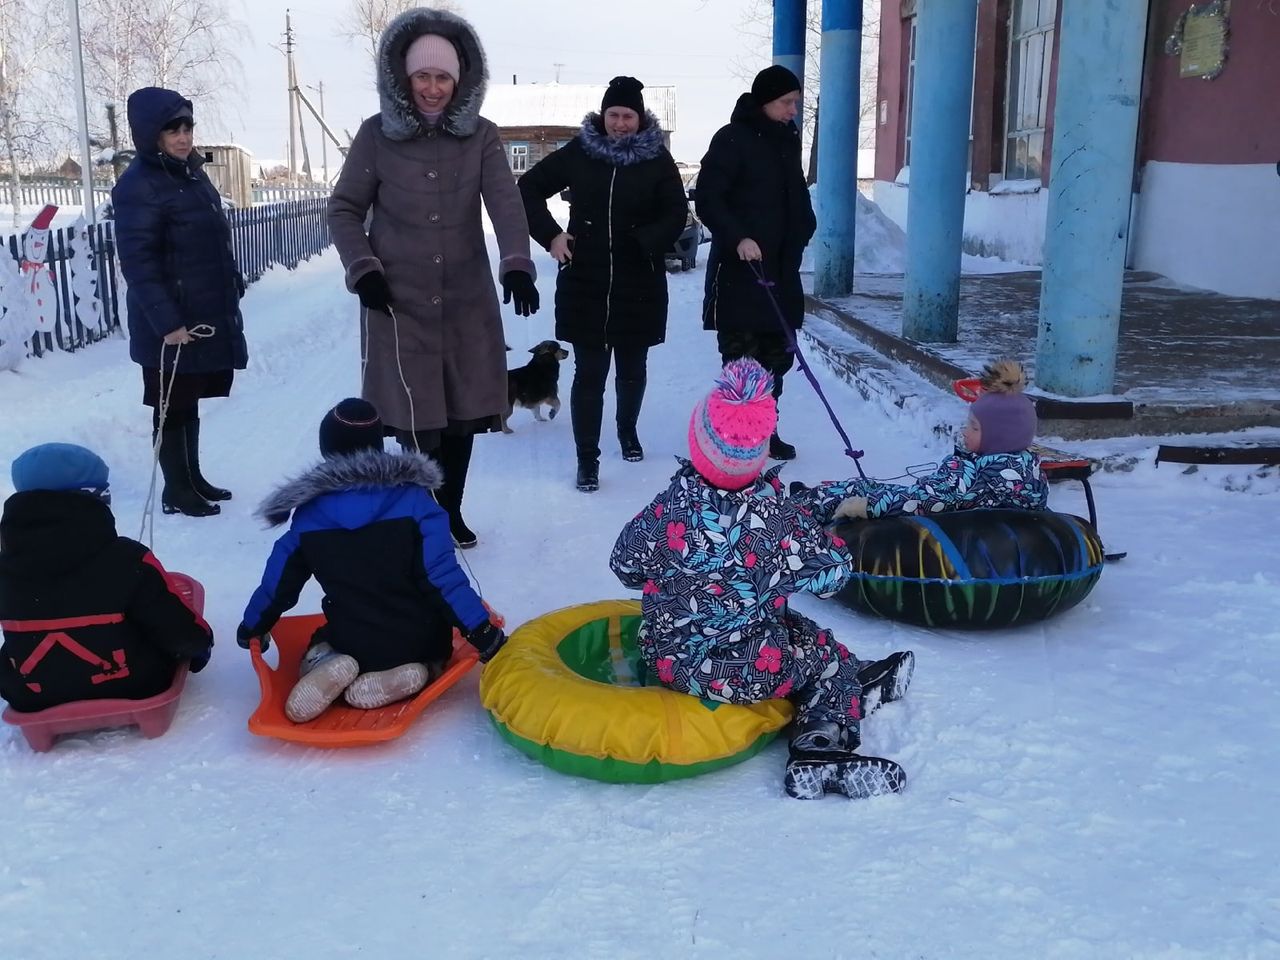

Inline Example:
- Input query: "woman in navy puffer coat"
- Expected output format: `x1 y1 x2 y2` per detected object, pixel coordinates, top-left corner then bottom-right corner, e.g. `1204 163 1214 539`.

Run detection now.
112 86 248 518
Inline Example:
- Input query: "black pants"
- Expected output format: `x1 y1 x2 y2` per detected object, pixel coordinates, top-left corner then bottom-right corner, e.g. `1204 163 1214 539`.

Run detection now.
717 330 793 399
570 342 649 462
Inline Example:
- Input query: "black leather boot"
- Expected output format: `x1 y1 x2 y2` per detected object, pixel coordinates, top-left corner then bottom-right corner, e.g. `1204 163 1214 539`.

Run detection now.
434 433 477 548
186 416 231 501
615 377 646 462
576 458 600 493
157 424 220 517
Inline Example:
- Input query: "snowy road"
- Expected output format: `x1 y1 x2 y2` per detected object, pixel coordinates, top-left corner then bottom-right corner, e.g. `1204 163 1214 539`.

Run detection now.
1 246 1278 960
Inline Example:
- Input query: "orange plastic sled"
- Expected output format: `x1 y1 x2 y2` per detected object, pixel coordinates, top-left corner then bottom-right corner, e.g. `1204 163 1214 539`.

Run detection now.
246 611 501 747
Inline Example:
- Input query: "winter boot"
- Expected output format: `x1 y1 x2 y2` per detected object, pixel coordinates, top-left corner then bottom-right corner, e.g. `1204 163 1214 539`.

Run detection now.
615 377 646 462
185 416 232 501
157 423 220 517
789 718 859 756
769 432 797 461
285 653 360 723
857 651 915 717
435 434 477 549
576 458 600 493
784 752 907 800
344 662 431 709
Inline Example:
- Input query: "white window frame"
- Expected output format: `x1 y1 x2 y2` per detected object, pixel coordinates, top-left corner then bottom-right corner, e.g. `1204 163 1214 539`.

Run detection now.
1003 0 1056 183
509 142 529 174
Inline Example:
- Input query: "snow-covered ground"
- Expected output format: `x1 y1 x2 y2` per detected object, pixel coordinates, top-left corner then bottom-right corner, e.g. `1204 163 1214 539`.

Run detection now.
1 239 1278 960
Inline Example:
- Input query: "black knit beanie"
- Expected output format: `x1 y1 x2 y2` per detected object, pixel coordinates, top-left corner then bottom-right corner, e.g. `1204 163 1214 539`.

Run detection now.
319 398 384 458
601 76 645 115
751 65 802 107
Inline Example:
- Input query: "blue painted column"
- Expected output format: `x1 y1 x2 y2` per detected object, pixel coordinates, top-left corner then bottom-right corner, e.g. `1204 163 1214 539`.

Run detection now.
812 0 862 299
772 0 807 130
902 0 978 342
1036 1 1150 396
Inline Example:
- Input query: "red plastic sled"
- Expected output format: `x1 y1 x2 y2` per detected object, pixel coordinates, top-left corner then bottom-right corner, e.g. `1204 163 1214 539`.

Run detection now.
246 610 500 747
2 572 204 752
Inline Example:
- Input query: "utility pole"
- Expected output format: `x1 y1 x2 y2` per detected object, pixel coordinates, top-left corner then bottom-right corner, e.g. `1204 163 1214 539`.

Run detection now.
67 0 97 223
553 63 564 83
307 80 327 184
284 10 297 182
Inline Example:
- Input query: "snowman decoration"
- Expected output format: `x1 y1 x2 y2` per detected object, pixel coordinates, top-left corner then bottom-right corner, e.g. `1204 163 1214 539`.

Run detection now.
19 204 59 336
66 213 103 340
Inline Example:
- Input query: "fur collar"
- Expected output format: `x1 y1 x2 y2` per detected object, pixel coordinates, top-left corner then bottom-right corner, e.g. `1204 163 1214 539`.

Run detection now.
256 450 443 526
376 8 488 141
578 112 667 166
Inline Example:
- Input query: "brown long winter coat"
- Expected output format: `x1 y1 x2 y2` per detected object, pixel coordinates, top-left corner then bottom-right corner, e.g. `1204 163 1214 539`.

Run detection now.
328 8 535 434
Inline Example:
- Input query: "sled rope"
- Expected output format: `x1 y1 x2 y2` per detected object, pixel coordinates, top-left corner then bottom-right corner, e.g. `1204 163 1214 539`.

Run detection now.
139 323 216 545
378 305 483 598
749 261 867 479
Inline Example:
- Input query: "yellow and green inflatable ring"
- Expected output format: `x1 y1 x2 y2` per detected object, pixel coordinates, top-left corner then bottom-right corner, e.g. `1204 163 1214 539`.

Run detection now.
479 599 794 783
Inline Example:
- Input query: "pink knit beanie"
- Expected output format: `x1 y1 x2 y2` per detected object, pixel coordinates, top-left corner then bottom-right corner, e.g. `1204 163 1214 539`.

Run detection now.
688 359 777 491
405 33 460 83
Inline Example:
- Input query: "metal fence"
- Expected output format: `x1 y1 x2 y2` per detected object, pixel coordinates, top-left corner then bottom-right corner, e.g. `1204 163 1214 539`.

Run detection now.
250 184 332 205
1 197 332 359
0 177 112 210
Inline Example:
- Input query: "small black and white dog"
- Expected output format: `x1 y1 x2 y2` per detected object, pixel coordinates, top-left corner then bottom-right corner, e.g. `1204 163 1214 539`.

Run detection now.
503 340 570 433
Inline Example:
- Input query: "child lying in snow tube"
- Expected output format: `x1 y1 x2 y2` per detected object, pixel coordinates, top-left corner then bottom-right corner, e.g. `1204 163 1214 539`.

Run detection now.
479 599 793 783
792 361 1103 628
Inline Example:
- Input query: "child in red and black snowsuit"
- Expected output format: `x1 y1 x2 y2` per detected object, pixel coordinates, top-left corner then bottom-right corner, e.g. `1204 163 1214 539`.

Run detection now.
0 443 212 712
610 360 913 800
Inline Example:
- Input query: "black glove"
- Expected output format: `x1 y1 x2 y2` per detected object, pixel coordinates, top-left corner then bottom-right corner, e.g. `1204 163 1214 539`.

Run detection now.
190 648 211 674
237 626 269 652
501 270 539 317
468 621 508 664
354 271 393 312
788 481 810 498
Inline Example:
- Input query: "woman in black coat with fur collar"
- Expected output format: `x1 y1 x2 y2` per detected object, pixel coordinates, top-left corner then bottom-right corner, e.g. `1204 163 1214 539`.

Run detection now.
696 66 816 460
520 77 688 493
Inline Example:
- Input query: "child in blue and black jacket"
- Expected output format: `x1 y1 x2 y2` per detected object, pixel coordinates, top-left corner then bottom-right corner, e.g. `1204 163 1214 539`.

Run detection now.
237 399 505 722
793 360 1048 524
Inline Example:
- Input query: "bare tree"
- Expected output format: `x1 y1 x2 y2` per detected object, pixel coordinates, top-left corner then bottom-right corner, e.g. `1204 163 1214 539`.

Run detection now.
338 0 461 66
79 0 247 149
734 0 882 161
0 0 72 226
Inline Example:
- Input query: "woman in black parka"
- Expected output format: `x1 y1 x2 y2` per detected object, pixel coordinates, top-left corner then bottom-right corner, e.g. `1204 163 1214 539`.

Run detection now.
112 86 248 518
696 66 815 461
520 76 687 493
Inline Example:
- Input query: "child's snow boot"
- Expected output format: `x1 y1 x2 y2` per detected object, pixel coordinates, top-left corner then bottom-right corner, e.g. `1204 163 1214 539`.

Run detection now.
789 718 858 755
285 653 359 723
857 651 915 717
784 751 906 800
344 662 431 709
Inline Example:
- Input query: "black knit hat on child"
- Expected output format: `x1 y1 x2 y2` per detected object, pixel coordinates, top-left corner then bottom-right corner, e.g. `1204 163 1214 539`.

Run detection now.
601 76 645 115
319 398 384 458
751 65 801 107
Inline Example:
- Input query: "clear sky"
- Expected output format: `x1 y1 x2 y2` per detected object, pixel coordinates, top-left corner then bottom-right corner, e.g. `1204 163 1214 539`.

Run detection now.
218 0 770 171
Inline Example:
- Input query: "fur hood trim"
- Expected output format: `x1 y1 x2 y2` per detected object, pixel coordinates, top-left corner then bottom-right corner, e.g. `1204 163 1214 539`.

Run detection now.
256 450 443 526
578 111 667 165
376 7 488 141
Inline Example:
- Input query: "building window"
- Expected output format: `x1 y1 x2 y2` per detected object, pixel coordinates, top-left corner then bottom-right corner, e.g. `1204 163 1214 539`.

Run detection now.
903 15 918 168
1004 0 1056 181
509 143 529 174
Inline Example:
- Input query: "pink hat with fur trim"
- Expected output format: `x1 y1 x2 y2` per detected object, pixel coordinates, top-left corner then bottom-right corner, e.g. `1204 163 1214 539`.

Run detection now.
405 33 460 83
688 359 777 491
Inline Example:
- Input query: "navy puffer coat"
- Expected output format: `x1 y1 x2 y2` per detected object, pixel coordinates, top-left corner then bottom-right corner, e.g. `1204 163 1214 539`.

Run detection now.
112 86 247 374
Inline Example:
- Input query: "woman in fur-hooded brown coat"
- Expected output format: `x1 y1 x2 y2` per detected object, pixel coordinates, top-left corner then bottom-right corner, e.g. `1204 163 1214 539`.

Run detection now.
328 7 538 548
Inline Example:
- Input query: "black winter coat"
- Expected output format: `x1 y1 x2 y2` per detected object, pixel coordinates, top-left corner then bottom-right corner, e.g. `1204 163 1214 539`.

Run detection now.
520 113 687 348
0 491 213 712
112 86 248 375
697 94 816 333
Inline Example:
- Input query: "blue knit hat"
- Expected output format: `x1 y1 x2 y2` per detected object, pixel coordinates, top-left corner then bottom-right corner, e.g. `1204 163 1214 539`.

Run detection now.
11 443 110 498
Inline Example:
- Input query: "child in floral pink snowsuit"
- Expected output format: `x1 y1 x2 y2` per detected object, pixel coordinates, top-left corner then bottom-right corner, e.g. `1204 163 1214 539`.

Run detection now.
610 360 912 799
